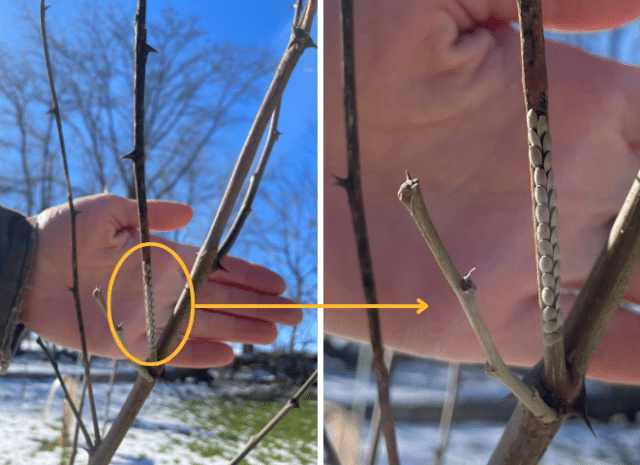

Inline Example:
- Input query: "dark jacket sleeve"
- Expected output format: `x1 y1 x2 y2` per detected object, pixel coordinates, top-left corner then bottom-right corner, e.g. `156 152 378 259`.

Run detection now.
0 205 36 374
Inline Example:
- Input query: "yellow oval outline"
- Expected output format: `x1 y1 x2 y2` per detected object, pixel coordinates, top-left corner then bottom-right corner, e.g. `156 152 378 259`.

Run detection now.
107 241 195 366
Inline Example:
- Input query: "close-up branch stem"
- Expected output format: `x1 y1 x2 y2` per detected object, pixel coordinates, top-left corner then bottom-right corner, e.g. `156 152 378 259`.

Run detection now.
517 0 569 394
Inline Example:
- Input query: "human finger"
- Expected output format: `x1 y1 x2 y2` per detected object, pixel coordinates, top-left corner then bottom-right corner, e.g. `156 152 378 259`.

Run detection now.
469 0 640 31
195 282 303 326
166 340 235 368
162 240 288 295
161 310 279 345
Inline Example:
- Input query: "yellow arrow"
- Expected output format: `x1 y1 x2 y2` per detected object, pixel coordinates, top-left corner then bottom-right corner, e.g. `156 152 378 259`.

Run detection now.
196 298 428 314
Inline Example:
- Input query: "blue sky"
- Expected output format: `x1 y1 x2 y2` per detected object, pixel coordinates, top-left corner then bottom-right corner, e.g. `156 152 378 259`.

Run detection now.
0 0 317 353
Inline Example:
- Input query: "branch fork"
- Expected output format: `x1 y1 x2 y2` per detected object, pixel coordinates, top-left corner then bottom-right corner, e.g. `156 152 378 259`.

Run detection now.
398 174 558 423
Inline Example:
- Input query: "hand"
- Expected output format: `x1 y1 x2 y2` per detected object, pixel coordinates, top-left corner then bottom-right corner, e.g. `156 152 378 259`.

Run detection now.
324 0 640 384
21 193 302 367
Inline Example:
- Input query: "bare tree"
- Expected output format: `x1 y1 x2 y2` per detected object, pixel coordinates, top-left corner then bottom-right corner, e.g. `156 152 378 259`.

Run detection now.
1 1 276 204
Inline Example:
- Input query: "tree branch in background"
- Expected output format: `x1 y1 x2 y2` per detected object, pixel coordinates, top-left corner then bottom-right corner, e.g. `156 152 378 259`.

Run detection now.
433 363 460 465
39 0 101 447
228 369 318 465
90 2 317 463
335 1 400 464
364 349 395 465
398 175 557 422
36 337 93 449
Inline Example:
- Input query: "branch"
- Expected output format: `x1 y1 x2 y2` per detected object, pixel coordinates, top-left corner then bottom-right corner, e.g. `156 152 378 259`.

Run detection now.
36 337 93 449
227 369 317 465
90 3 317 463
218 71 283 261
121 0 158 362
93 288 154 382
518 0 568 393
364 349 395 465
154 0 316 370
489 165 640 463
40 0 101 446
336 1 400 464
433 363 460 465
398 175 557 422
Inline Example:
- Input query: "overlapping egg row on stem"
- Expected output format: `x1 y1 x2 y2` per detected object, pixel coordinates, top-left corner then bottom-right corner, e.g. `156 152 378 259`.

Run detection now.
527 109 562 346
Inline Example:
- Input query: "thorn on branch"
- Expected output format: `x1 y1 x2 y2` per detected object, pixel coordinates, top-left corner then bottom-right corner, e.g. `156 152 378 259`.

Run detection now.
46 106 58 115
144 44 158 54
119 151 136 161
333 175 350 189
292 28 316 49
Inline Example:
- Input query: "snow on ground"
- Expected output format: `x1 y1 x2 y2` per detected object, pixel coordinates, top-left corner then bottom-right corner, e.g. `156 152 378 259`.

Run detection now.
0 355 317 465
357 420 640 465
325 347 640 465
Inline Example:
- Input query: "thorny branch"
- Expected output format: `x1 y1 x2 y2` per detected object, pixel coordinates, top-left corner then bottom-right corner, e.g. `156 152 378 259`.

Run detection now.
219 84 282 260
120 0 159 363
219 0 305 260
40 0 101 447
90 2 317 463
335 1 400 464
228 369 318 465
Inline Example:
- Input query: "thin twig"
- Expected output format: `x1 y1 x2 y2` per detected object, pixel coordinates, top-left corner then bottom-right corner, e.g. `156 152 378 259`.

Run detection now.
517 0 569 395
219 91 282 260
433 363 460 465
102 359 117 436
336 1 401 463
40 0 101 445
398 175 557 422
90 4 317 464
364 349 395 465
36 338 93 449
120 0 158 363
93 288 154 382
227 369 318 465
69 367 90 465
217 0 304 258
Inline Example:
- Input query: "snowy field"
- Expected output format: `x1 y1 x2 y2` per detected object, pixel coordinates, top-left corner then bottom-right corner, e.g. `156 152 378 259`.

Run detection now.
0 356 317 465
325 343 640 465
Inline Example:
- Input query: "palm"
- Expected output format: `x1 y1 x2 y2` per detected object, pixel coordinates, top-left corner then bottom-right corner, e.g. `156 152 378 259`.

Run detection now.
22 194 302 367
